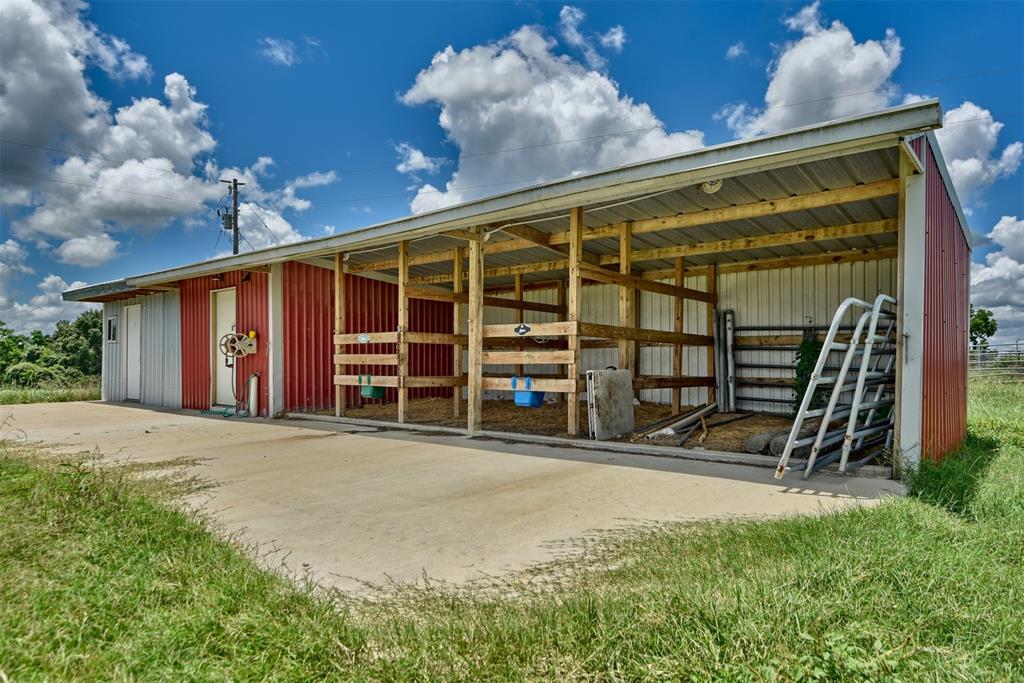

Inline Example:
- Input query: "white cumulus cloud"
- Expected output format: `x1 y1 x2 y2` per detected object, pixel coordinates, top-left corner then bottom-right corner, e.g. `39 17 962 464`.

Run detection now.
400 23 703 214
394 143 443 175
717 1 902 138
934 102 1022 206
0 274 96 334
0 239 34 280
54 233 119 267
971 216 1024 344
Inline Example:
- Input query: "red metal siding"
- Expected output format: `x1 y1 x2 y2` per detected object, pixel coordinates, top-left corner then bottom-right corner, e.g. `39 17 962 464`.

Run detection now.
282 263 453 412
920 137 970 460
180 271 270 416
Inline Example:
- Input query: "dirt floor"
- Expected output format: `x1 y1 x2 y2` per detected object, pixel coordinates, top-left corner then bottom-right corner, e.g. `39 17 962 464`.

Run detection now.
336 398 675 437
333 397 799 456
636 412 797 452
7 402 903 594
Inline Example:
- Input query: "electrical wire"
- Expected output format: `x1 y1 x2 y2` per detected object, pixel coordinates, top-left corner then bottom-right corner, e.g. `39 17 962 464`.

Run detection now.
244 204 283 246
1 107 1020 211
0 138 219 182
0 170 209 205
210 228 223 258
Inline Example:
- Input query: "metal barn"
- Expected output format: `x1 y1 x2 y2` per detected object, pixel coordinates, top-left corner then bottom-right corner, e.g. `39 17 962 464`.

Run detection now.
66 101 970 472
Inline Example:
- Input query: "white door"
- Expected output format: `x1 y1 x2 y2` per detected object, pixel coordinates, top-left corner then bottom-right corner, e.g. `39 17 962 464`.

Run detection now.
212 288 237 406
124 305 142 401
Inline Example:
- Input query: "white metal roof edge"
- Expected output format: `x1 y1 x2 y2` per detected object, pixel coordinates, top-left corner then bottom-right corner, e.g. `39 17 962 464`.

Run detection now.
65 100 941 300
63 278 130 302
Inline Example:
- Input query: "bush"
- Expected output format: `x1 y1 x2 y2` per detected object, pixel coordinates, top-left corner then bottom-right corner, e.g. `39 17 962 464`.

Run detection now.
4 362 62 387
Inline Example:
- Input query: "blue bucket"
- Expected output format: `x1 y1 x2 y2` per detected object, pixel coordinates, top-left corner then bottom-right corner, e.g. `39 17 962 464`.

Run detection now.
511 376 545 408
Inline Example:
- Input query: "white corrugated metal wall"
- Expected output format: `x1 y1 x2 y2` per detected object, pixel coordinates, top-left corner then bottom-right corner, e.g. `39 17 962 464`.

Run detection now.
101 292 181 408
479 258 896 411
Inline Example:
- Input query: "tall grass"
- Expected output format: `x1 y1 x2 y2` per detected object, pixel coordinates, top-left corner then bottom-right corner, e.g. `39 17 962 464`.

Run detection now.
0 377 100 404
1 381 1022 680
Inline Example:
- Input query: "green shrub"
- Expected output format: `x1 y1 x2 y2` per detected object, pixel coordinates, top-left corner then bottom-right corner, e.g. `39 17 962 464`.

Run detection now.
4 362 62 387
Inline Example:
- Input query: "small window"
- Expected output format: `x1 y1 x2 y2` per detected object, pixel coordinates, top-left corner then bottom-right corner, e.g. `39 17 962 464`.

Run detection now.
106 316 118 343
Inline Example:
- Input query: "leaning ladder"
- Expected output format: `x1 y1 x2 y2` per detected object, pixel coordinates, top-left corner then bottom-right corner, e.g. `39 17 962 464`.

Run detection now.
774 294 897 479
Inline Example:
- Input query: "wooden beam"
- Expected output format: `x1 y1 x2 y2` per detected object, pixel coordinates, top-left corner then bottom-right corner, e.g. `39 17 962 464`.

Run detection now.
333 353 398 365
514 273 524 376
642 246 898 280
334 331 398 345
334 252 345 417
633 375 715 390
396 241 410 423
604 219 897 265
411 220 896 287
706 264 717 405
355 180 900 276
467 228 484 434
481 350 575 365
405 286 562 314
406 331 467 345
579 323 712 346
547 179 899 245
580 262 716 303
672 256 684 415
334 374 398 388
567 207 583 437
406 376 467 388
618 222 634 377
481 377 581 393
452 246 464 418
500 224 601 266
482 321 577 338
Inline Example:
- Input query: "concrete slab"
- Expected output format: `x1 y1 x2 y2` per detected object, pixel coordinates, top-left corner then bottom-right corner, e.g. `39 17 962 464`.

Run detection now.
3 402 904 593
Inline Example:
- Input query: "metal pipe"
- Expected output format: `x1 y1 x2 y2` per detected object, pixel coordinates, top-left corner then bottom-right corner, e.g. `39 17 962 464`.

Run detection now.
725 310 736 413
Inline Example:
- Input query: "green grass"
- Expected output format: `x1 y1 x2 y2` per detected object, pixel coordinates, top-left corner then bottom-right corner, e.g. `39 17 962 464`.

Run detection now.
1 382 1022 680
0 380 100 404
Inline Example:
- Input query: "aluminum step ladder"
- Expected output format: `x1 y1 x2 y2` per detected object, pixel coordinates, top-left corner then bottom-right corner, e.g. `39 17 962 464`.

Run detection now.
774 294 897 479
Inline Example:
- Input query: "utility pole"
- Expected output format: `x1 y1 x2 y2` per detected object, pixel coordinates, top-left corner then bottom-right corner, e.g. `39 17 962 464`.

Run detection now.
219 178 246 255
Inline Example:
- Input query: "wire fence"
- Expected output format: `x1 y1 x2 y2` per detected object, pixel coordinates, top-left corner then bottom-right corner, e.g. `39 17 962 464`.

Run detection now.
969 343 1024 382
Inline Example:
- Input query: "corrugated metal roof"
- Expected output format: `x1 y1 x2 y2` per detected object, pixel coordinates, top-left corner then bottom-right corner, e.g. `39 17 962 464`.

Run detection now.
66 101 945 302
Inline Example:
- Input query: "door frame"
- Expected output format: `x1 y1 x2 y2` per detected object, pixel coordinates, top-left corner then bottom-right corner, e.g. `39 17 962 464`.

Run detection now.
210 286 237 406
122 304 142 401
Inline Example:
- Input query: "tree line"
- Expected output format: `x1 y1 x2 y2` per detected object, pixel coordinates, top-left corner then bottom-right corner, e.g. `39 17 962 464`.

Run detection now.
0 310 101 387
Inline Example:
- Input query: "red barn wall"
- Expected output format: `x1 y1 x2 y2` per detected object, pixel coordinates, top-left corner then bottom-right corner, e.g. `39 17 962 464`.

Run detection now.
282 262 453 412
180 271 269 415
920 136 970 459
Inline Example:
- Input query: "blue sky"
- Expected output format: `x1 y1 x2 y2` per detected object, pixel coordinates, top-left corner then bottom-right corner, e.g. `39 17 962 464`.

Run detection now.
1 1 1022 340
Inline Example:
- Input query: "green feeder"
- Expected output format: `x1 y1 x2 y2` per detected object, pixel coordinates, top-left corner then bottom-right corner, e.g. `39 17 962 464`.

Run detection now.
358 375 386 399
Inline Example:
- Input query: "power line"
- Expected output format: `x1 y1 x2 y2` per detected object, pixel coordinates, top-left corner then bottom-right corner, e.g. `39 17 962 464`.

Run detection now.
1 107 1020 212
210 227 223 258
0 170 209 205
749 64 1024 113
0 138 218 183
244 204 283 246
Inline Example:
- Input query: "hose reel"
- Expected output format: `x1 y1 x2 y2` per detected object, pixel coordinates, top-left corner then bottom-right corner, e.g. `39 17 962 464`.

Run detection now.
219 331 257 363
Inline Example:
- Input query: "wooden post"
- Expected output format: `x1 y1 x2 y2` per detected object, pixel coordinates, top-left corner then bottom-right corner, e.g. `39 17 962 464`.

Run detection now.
706 263 717 405
334 252 346 417
618 222 634 375
567 207 584 436
397 240 409 423
467 229 484 434
514 273 524 377
452 247 464 417
672 256 684 415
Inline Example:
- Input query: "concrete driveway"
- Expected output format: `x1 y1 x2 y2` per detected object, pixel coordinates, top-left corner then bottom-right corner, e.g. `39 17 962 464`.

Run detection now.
5 402 903 593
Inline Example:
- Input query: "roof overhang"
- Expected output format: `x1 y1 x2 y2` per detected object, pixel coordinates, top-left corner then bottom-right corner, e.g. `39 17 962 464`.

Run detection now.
64 100 944 302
